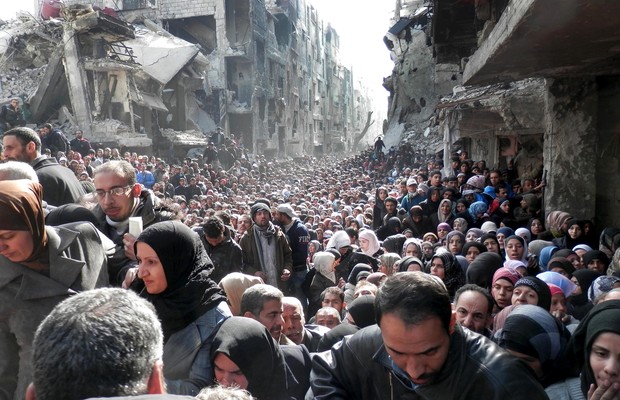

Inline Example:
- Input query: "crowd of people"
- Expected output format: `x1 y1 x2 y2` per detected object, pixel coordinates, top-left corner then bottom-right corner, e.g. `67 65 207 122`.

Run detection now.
0 125 620 400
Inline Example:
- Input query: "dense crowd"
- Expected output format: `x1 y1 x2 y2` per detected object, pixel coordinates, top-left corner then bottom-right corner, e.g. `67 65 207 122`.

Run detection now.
0 125 619 400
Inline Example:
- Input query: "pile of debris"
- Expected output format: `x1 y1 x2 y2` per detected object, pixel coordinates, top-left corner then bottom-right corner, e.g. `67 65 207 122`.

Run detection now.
0 67 46 103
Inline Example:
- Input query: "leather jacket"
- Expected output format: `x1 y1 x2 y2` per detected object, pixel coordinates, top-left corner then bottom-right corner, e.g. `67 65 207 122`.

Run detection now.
307 325 549 400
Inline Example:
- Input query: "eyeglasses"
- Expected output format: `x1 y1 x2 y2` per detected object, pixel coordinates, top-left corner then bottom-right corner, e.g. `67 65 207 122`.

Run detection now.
94 185 132 199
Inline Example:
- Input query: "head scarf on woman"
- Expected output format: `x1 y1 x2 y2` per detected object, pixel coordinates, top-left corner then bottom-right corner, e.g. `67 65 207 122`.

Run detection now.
568 300 620 396
437 199 453 223
514 276 552 311
429 252 465 299
219 273 263 316
504 235 529 264
546 211 572 238
313 251 336 283
358 229 381 257
468 201 488 224
466 252 502 291
211 317 288 400
0 180 48 264
133 221 226 341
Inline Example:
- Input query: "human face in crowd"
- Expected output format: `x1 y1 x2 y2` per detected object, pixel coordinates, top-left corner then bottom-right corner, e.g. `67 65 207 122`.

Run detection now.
465 231 478 242
453 219 465 231
496 233 507 249
530 219 544 235
550 293 567 315
430 173 442 187
566 253 583 270
359 237 370 253
506 239 525 260
439 201 451 216
282 302 305 345
321 293 344 313
448 236 463 255
0 230 34 263
93 171 139 222
589 332 620 389
483 238 500 254
465 246 481 263
316 311 340 329
385 201 396 214
588 258 608 274
252 299 284 341
378 189 388 200
492 279 514 309
489 172 501 186
512 286 538 306
404 243 420 258
135 242 167 295
213 353 249 389
430 257 445 280
568 224 582 240
253 209 271 228
437 226 450 240
380 313 450 386
455 291 490 334
2 135 31 162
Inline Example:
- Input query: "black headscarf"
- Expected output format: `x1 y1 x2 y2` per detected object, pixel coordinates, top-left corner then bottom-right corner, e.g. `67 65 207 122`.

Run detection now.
211 317 288 400
429 252 465 299
347 295 376 328
568 300 620 396
582 250 610 273
514 276 552 311
133 221 226 342
466 252 503 291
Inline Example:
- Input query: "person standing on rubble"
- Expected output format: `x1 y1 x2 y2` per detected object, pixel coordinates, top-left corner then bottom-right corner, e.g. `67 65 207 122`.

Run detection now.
0 98 25 135
40 123 70 158
69 129 93 158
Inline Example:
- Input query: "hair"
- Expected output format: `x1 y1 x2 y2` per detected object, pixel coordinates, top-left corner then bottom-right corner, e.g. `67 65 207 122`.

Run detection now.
316 307 342 321
320 286 345 303
4 127 41 152
0 160 39 181
31 288 163 400
93 160 137 185
282 296 305 321
375 272 451 332
196 386 254 400
203 216 225 238
454 284 493 316
240 284 284 317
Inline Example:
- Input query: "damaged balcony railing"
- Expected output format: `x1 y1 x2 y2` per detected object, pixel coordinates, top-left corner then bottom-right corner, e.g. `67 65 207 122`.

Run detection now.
105 41 138 64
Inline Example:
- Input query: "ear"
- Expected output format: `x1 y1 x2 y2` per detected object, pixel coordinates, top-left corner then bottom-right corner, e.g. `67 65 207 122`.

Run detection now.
131 183 142 197
25 383 36 400
243 311 256 319
147 359 165 394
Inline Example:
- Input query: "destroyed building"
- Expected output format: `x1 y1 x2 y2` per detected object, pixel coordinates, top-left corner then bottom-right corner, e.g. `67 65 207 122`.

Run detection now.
384 0 620 226
0 0 375 157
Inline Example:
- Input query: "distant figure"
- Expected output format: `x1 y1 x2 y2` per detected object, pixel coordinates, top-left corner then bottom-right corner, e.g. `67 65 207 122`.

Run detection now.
69 129 93 158
39 123 70 158
374 136 385 158
0 98 25 134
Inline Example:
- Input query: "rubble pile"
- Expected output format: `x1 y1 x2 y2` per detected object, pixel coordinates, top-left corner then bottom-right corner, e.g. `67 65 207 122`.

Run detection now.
0 67 46 103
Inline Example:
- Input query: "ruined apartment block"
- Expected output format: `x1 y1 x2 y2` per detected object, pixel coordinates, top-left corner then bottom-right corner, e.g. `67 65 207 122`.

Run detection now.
15 0 373 157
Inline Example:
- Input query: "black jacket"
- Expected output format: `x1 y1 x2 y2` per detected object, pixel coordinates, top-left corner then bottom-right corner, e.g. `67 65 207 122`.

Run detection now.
308 325 549 400
196 226 242 283
31 156 86 207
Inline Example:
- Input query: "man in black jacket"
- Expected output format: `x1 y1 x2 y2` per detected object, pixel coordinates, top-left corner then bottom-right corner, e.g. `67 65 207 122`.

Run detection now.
308 272 549 399
196 216 242 283
2 127 85 206
276 203 310 305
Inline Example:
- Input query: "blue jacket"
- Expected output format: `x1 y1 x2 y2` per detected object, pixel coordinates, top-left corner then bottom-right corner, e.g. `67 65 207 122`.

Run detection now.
284 219 311 269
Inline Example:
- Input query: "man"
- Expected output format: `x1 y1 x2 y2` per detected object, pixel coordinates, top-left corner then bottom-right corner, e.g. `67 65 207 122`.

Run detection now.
0 98 25 134
428 170 443 189
453 284 493 337
282 297 328 352
240 284 292 345
136 162 155 189
321 287 346 316
186 176 204 199
239 202 293 293
69 129 93 158
275 203 310 305
92 160 169 286
174 177 190 202
382 196 399 226
39 123 70 157
196 216 242 283
315 307 341 329
399 179 423 212
2 127 85 206
27 288 194 400
309 272 548 399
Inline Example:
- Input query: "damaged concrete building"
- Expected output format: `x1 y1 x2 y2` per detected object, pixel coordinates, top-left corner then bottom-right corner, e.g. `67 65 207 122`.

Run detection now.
1 0 374 157
384 0 620 226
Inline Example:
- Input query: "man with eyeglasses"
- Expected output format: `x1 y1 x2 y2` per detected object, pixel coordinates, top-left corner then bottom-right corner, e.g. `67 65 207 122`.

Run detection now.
1 127 85 206
92 160 168 286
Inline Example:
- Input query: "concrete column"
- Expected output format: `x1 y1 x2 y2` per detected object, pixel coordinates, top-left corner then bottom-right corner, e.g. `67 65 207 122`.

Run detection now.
62 27 93 134
543 77 598 220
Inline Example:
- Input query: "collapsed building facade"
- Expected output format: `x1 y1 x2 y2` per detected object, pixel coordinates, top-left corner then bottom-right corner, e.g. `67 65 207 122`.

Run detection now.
0 0 375 157
384 0 620 226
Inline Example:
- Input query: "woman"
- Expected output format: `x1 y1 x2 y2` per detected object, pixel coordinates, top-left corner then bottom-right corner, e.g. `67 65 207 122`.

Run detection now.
396 256 425 273
468 201 489 228
378 252 401 277
465 228 485 243
495 305 571 388
453 217 469 234
553 220 587 250
356 229 383 269
466 251 502 290
211 317 289 400
463 241 488 264
428 252 465 300
430 198 454 228
527 217 546 239
446 230 466 255
401 237 423 258
496 227 515 256
0 180 109 399
306 239 322 268
437 222 452 245
219 272 264 316
491 267 521 314
545 301 620 399
133 220 231 395
308 251 337 318
505 235 529 264
569 269 601 320
481 233 502 255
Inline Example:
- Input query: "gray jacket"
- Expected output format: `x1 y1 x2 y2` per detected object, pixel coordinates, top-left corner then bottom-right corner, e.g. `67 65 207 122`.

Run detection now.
0 222 109 400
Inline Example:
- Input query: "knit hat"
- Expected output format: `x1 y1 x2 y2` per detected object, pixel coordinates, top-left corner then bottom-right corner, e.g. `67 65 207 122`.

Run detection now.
250 202 271 220
481 221 498 233
347 295 376 328
276 203 297 219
